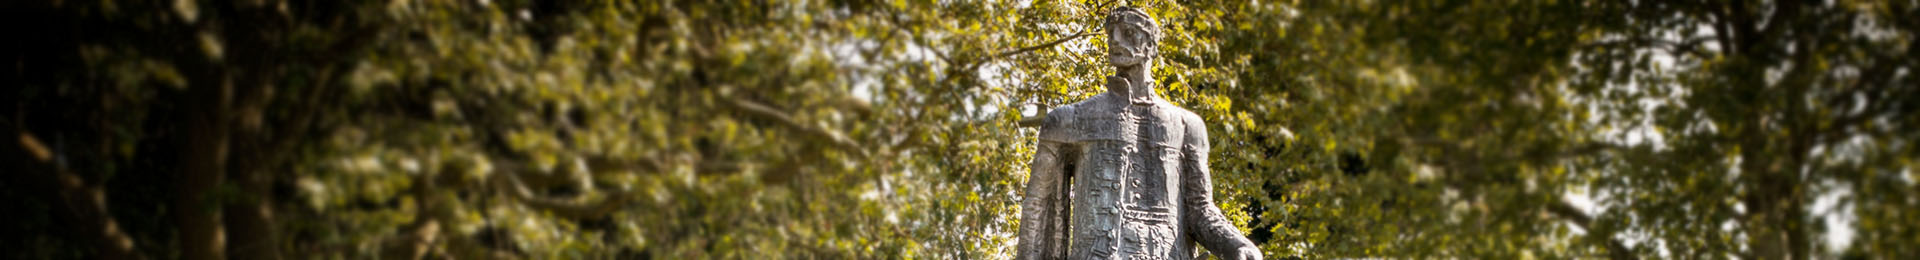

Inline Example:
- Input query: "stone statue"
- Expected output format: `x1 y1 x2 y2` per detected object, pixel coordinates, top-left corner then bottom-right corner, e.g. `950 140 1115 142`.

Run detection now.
1016 7 1262 260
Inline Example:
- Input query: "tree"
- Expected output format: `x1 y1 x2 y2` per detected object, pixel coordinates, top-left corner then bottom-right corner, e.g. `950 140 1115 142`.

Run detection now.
1192 0 1918 258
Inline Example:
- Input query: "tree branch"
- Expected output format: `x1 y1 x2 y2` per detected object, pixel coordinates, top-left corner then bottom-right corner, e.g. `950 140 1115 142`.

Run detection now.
1579 37 1713 60
494 166 633 220
1410 133 1636 259
11 132 145 259
722 94 869 157
992 32 1098 60
1017 112 1047 128
1546 199 1637 260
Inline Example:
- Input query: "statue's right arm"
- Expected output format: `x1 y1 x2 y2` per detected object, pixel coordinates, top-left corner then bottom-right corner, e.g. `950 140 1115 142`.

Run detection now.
1016 140 1069 260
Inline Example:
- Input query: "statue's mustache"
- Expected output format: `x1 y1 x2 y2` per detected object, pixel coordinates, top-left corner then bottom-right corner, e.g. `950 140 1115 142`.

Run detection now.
1109 45 1146 58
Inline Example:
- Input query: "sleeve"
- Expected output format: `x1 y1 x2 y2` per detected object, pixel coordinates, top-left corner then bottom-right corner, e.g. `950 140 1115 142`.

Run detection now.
1017 107 1077 260
1179 115 1258 256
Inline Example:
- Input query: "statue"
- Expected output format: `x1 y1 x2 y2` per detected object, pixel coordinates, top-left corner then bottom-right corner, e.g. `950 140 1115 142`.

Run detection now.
1016 7 1262 260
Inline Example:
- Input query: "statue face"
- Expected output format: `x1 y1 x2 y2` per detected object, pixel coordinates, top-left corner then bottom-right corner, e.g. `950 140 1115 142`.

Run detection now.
1108 25 1147 67
1106 10 1156 67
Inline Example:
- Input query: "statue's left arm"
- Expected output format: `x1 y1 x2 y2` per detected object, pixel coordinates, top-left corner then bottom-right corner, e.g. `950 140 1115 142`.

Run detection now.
1180 115 1262 260
1017 140 1071 260
1017 106 1079 260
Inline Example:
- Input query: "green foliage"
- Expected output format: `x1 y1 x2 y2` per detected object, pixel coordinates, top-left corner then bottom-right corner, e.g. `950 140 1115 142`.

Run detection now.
5 0 1915 259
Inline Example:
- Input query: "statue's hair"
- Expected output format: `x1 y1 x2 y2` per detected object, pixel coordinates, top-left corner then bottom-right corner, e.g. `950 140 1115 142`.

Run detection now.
1105 7 1161 44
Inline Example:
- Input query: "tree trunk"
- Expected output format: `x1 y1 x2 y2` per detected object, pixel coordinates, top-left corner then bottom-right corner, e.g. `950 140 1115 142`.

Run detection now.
226 81 282 259
226 168 280 259
175 74 232 260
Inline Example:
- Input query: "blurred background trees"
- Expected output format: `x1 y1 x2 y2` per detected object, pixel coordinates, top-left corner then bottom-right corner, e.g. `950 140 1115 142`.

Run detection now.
3 0 1913 259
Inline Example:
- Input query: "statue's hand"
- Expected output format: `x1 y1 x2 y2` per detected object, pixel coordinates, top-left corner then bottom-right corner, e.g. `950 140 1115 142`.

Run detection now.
1232 246 1263 260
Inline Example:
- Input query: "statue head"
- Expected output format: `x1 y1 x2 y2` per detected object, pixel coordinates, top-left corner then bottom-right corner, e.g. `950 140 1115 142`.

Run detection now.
1105 7 1160 68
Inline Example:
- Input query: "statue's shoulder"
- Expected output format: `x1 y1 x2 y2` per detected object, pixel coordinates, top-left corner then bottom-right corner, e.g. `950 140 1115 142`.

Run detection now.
1037 94 1113 143
1154 103 1201 125
1164 104 1208 138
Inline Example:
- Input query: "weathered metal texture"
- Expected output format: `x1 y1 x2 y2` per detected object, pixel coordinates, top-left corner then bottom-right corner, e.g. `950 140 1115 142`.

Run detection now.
1016 7 1259 260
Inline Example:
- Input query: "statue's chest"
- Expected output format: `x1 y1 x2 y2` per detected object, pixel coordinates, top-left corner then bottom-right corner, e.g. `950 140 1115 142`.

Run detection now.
1071 104 1182 145
1068 105 1189 259
1070 104 1185 212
